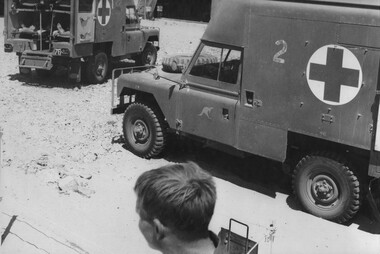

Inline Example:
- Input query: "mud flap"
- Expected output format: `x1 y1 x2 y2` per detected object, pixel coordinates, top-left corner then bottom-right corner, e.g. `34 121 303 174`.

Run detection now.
367 178 380 222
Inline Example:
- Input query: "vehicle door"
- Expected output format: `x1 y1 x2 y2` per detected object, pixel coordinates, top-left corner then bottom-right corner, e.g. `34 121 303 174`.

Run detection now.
75 0 95 43
178 42 242 146
123 5 143 54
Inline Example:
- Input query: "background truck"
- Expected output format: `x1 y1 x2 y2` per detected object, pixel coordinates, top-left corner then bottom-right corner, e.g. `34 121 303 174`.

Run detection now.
111 0 380 223
3 0 159 83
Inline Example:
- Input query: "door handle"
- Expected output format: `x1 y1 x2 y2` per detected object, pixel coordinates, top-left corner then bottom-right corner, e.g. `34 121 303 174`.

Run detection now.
222 108 229 120
80 16 90 22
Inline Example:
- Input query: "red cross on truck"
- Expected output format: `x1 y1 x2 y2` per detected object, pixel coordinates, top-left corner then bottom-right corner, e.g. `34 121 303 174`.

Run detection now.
111 0 380 223
97 0 110 25
3 0 160 83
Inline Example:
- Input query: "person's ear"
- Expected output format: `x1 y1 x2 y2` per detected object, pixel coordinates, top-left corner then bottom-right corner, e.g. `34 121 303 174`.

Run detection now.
152 218 166 240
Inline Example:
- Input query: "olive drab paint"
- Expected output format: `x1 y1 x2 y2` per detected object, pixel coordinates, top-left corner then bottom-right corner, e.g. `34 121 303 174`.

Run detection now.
113 0 380 221
3 0 159 82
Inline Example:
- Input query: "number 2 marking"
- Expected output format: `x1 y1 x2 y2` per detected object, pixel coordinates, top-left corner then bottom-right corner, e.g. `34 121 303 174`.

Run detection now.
273 40 287 64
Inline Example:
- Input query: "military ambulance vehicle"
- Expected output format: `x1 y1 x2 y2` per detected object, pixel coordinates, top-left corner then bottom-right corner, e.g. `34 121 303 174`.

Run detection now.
111 0 380 223
3 0 159 83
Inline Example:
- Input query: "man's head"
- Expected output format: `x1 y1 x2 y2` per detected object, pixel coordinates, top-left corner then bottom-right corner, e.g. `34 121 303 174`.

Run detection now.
134 162 216 249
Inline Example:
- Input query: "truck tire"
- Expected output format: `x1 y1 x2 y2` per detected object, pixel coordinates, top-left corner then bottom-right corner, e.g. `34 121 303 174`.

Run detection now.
123 102 166 158
85 51 108 84
292 153 360 223
135 43 157 66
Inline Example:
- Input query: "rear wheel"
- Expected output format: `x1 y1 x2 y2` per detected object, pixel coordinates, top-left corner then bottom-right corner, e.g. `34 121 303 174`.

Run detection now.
85 51 109 83
292 153 360 223
123 102 166 158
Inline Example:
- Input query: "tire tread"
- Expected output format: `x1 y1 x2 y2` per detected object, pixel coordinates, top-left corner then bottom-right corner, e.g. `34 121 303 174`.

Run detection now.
292 152 360 223
123 102 166 158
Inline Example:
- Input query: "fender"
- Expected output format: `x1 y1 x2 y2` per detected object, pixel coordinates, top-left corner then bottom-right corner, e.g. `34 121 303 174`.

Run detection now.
116 69 181 128
142 28 160 48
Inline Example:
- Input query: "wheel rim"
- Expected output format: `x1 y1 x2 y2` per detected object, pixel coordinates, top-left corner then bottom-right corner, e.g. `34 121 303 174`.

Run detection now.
131 119 150 144
307 173 340 209
96 58 106 78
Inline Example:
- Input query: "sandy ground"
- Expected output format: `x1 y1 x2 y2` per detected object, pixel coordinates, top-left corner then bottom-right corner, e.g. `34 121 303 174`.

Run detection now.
0 18 379 254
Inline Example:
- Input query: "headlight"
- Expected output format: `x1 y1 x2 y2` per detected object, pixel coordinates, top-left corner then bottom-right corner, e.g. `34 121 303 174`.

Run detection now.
4 44 13 52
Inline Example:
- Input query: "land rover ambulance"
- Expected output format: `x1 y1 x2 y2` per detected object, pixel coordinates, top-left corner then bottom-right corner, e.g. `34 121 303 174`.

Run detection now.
111 0 380 223
4 0 159 83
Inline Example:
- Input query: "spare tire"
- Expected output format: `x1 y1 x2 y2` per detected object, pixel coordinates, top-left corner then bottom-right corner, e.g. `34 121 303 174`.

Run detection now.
162 54 218 73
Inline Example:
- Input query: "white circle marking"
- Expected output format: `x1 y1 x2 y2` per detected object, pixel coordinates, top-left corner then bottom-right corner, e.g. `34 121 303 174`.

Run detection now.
306 45 362 106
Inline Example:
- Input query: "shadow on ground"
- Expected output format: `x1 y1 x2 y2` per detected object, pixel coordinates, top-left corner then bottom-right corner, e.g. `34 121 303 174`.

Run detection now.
8 68 81 89
7 60 137 89
118 135 380 235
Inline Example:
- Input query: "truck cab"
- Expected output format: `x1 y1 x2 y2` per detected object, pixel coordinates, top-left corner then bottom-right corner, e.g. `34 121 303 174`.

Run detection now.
112 0 380 223
3 0 159 83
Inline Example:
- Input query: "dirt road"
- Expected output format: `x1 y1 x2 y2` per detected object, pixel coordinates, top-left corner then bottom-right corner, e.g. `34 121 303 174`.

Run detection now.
0 18 379 254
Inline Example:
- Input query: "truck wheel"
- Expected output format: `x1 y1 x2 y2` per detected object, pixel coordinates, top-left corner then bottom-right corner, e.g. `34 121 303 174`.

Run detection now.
135 43 157 66
292 153 360 223
85 51 109 84
123 103 166 158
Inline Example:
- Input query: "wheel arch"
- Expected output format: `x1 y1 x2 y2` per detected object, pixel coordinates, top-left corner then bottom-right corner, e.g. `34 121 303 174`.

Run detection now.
286 131 370 178
119 88 169 127
147 35 159 50
92 42 113 56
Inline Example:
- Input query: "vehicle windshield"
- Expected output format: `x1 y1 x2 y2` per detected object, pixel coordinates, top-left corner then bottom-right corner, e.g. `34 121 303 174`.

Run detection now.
189 43 242 84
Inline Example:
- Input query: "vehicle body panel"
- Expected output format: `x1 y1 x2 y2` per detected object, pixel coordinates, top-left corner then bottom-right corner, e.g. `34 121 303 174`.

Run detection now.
117 70 181 128
113 0 380 176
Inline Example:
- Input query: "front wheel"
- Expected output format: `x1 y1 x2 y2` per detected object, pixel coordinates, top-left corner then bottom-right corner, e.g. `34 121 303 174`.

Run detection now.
135 43 157 66
292 153 360 223
123 103 166 158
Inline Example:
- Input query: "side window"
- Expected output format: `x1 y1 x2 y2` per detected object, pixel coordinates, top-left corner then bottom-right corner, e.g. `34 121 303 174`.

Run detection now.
126 6 138 24
189 44 242 85
79 0 93 13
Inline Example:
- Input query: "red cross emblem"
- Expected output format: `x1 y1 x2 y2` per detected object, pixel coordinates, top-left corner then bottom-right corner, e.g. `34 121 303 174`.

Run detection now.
97 0 112 26
306 45 362 106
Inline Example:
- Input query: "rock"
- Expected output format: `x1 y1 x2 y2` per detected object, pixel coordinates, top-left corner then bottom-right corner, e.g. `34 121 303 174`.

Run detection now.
76 187 95 198
36 154 49 167
83 152 98 163
79 173 92 180
101 140 112 152
58 176 79 192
